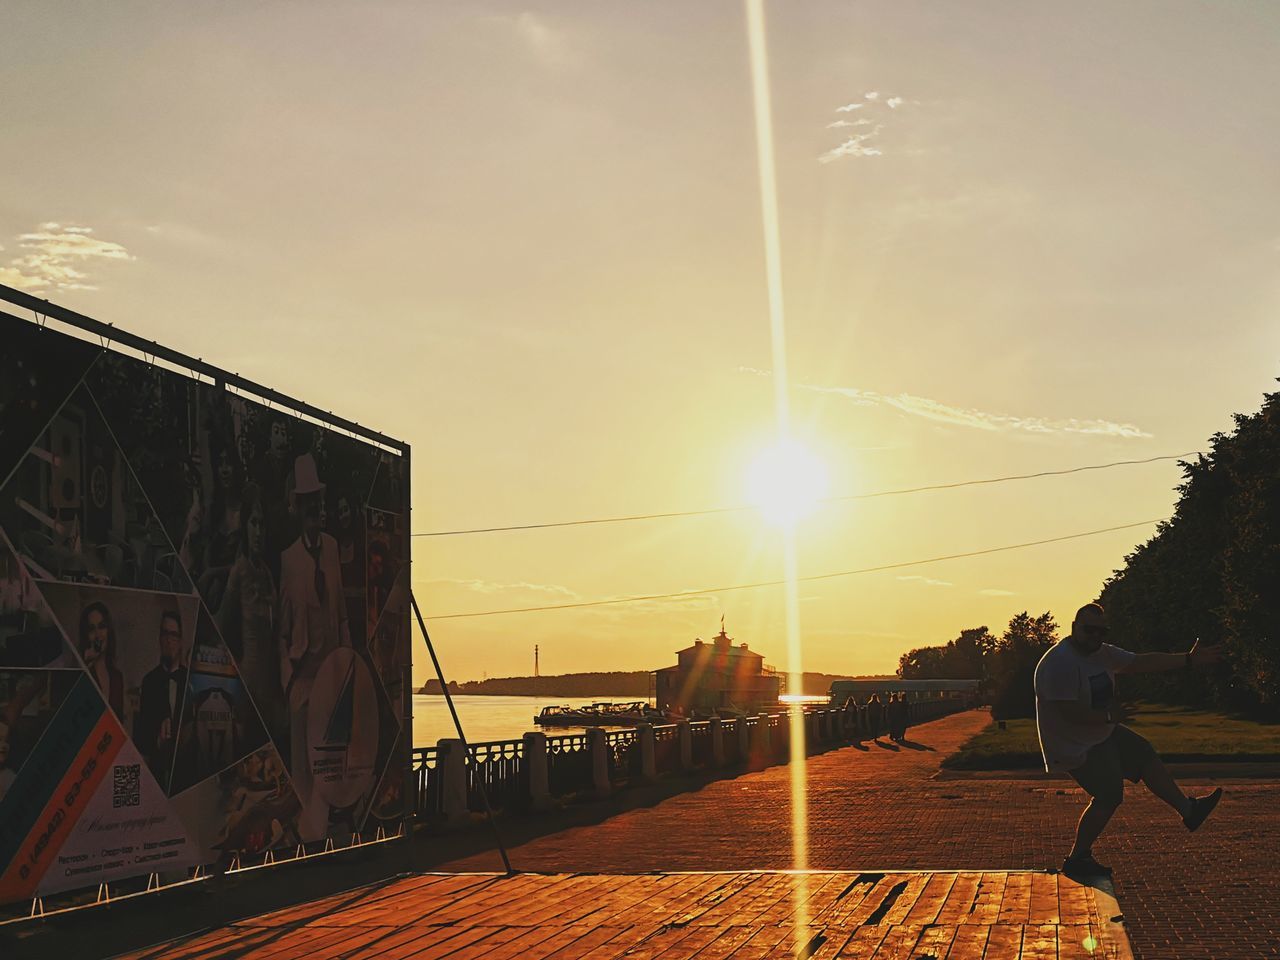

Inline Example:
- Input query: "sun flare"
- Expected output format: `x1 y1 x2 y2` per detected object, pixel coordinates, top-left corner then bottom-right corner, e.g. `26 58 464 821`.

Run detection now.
745 439 830 527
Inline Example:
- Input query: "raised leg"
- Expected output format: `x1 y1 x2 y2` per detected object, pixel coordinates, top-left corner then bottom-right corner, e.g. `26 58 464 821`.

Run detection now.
1139 754 1191 818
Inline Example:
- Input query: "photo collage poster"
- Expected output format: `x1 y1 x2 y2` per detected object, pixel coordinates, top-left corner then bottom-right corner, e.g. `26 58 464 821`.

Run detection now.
0 313 410 904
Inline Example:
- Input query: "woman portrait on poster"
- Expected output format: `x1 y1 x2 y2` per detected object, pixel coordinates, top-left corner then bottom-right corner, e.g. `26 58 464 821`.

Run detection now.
79 600 125 717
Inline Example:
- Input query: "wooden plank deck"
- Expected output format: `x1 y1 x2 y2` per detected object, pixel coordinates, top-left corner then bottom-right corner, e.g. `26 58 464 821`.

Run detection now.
120 871 1133 960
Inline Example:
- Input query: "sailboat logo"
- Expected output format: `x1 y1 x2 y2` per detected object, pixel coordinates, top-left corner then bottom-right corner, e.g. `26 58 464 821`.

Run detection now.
306 648 378 808
316 658 356 753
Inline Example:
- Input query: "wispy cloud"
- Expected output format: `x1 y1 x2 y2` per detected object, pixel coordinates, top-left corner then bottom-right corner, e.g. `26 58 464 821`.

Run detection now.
740 367 1152 439
419 577 721 621
820 91 919 163
897 575 953 588
607 593 722 618
0 222 132 292
425 577 580 599
979 588 1017 597
819 128 883 163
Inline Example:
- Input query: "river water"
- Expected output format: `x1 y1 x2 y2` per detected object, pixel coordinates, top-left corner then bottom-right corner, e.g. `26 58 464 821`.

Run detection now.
410 693 639 747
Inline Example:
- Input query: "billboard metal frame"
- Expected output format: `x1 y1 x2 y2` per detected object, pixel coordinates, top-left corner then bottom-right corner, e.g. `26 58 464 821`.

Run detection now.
0 282 408 456
0 281 416 922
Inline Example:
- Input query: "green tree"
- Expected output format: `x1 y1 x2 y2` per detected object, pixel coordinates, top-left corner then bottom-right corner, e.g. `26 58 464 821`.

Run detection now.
1100 386 1280 716
897 626 996 681
989 611 1058 720
950 626 997 679
898 645 949 679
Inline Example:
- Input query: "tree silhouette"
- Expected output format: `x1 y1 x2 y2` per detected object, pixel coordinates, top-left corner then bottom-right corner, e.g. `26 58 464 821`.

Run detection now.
898 626 995 681
1100 386 1280 717
989 611 1058 720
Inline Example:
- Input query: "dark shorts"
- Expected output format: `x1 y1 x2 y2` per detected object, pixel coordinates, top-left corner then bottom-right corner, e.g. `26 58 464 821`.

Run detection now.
1067 724 1157 807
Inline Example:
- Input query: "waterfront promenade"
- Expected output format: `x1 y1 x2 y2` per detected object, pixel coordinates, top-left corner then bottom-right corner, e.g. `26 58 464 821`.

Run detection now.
430 710 1279 959
22 709 1278 959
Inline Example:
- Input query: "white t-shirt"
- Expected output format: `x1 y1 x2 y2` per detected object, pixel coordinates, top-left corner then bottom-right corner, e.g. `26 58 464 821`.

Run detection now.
1033 639 1136 772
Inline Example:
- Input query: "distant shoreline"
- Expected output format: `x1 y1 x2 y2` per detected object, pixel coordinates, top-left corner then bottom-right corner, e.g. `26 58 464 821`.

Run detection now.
418 669 869 698
418 671 649 698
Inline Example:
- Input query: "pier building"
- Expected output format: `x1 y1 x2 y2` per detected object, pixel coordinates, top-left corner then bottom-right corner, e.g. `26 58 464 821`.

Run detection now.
652 622 780 717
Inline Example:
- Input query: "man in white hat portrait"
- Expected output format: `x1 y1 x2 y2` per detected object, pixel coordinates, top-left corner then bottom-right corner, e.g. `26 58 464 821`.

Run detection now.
278 451 350 836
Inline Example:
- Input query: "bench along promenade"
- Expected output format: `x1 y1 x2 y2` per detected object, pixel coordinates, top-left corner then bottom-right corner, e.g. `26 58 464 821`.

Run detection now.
413 698 967 822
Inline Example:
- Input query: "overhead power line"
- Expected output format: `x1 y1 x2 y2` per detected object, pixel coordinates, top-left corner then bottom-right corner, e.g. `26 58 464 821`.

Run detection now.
413 452 1199 538
425 517 1165 620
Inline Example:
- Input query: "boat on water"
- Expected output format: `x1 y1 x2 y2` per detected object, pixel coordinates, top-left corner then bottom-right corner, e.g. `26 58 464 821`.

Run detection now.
533 701 666 727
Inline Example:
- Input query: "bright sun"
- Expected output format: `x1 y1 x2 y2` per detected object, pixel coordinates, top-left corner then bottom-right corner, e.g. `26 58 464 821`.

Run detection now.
745 438 830 527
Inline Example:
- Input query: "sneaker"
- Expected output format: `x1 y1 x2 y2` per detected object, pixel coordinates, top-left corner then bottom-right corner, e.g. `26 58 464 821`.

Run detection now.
1062 854 1113 879
1183 788 1223 832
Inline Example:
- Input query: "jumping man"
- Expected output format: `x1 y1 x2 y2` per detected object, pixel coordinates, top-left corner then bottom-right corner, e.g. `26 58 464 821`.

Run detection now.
1033 602 1224 878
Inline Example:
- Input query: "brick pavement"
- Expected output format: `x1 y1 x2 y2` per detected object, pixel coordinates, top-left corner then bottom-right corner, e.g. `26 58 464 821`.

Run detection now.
115 869 1137 960
435 710 1280 959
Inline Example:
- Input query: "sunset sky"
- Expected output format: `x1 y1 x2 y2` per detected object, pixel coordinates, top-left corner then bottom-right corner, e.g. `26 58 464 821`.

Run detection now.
4 1 1279 689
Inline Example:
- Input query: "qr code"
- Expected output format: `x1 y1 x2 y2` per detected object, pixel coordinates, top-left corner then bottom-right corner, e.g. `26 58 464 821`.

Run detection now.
113 763 141 808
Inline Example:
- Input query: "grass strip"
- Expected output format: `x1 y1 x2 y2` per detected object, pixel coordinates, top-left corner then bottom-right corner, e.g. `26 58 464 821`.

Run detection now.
942 701 1280 770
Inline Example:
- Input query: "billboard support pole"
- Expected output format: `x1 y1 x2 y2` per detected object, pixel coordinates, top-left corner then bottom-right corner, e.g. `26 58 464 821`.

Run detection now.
403 443 416 878
409 592 514 875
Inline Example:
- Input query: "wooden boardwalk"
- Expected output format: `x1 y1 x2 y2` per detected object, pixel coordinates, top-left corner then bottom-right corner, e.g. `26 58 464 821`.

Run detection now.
122 870 1133 960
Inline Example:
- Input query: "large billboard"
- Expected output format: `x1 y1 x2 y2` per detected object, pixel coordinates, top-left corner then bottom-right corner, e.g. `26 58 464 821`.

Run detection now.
0 309 410 905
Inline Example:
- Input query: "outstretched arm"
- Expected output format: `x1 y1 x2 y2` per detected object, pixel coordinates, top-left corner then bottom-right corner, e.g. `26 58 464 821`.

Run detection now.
1119 639 1222 674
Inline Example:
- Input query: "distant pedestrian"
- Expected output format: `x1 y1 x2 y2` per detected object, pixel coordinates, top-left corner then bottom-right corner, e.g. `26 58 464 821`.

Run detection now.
841 696 857 739
867 694 884 738
898 695 912 742
1034 602 1224 879
892 693 909 742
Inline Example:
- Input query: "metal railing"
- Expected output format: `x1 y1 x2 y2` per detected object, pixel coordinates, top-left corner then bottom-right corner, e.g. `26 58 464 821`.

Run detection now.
546 732 593 796
689 720 713 767
464 739 525 812
604 729 641 785
720 717 740 764
653 724 679 773
413 745 442 816
411 697 975 820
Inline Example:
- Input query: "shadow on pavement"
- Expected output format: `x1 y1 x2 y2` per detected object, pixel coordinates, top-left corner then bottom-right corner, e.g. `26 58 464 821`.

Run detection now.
2 846 412 960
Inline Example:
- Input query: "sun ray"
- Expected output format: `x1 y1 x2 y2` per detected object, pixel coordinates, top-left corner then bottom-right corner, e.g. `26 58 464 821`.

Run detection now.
745 0 810 950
